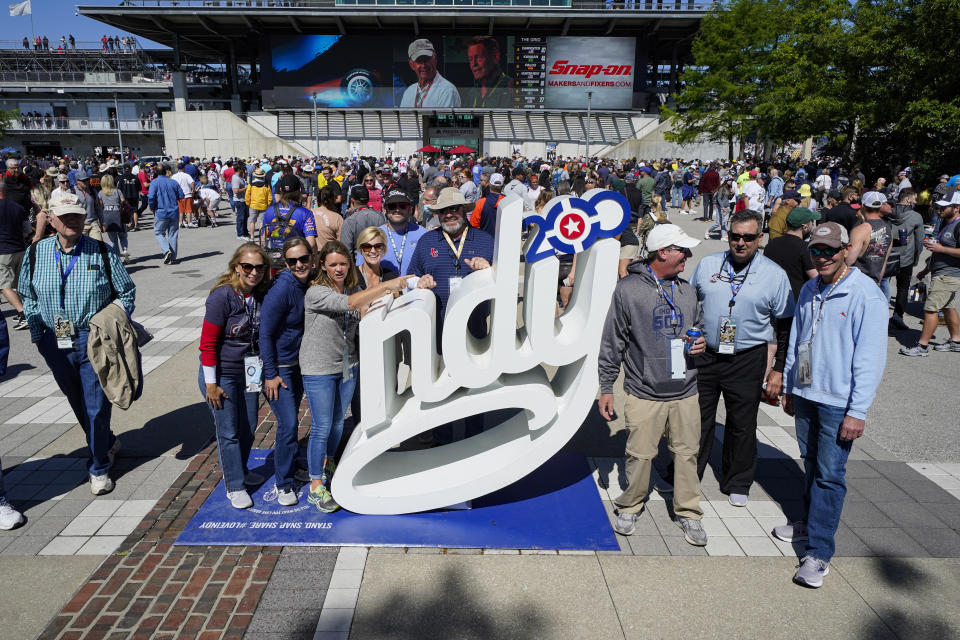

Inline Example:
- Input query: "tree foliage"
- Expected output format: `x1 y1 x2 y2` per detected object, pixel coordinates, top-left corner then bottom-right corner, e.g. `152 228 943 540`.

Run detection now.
664 0 960 183
0 110 15 139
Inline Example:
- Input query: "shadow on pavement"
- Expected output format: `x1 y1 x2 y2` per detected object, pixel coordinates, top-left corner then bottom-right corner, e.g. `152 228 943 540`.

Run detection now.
855 557 955 640
350 566 548 640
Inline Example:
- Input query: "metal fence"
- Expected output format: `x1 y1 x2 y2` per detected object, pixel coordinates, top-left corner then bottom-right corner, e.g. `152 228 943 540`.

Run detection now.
94 0 713 9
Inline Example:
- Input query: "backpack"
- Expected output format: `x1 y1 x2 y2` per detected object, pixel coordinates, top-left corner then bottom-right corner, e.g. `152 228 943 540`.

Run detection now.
262 203 304 268
672 169 684 186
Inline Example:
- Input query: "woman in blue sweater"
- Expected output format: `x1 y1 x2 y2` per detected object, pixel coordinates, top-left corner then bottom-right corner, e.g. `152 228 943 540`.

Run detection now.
258 237 313 507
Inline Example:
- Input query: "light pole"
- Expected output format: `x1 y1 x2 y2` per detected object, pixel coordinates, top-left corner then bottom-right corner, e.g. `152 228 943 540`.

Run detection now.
584 91 593 162
313 92 319 160
114 94 124 164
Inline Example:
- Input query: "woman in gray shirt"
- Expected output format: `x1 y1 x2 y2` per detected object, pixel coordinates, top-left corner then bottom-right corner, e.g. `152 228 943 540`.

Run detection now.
300 240 411 513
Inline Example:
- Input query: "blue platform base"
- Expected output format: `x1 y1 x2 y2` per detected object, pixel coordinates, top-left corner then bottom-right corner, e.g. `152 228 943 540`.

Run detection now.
175 449 618 551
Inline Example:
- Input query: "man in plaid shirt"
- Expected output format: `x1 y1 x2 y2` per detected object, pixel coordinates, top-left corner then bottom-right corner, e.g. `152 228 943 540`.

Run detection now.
19 193 136 496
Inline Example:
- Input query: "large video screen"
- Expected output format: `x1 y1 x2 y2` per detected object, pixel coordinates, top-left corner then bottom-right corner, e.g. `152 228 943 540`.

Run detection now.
262 35 639 110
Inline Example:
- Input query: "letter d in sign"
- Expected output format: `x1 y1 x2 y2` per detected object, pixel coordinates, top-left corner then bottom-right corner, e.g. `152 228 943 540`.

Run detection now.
332 189 631 514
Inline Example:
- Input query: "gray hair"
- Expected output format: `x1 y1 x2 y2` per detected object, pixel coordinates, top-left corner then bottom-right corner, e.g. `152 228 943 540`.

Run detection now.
729 209 763 230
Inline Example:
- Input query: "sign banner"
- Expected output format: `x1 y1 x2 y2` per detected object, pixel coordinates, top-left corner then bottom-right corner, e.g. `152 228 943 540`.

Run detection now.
9 0 31 16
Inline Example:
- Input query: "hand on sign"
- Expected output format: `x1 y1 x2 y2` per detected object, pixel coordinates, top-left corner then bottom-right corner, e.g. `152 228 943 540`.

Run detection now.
465 257 490 271
417 274 437 290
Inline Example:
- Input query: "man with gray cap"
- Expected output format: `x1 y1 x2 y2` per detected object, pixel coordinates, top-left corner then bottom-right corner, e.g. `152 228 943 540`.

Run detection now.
598 223 708 546
776 221 887 588
400 39 461 108
847 191 892 290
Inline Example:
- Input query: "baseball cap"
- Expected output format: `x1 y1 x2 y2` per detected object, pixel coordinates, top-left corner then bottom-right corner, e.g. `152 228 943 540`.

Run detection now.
57 175 68 183
934 191 960 207
277 174 301 194
782 189 802 201
408 38 435 60
489 173 504 187
48 193 85 217
786 207 821 227
639 166 651 173
301 164 314 173
749 169 758 178
434 186 467 210
351 185 370 203
808 222 849 249
383 189 413 206
827 189 842 200
861 191 886 208
645 223 701 252
75 169 89 181
940 174 950 180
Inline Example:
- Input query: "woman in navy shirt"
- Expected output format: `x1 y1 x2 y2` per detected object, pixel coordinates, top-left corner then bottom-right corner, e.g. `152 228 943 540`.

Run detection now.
258 237 313 507
199 243 271 509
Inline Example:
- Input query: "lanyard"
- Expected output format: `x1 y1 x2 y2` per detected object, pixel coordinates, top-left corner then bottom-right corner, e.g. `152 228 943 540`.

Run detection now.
811 266 848 342
646 264 680 332
721 252 754 313
386 226 408 267
471 72 506 108
55 236 83 310
442 229 467 275
238 291 259 353
415 82 432 108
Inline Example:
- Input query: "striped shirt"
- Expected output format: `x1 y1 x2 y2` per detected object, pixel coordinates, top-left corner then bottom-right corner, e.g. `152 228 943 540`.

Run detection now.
19 235 136 343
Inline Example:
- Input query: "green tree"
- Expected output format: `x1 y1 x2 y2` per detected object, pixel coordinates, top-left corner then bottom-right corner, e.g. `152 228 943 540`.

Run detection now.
0 109 15 139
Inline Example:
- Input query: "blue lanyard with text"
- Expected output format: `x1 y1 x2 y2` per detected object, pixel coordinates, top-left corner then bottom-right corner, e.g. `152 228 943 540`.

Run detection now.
55 237 83 310
722 252 754 313
386 226 407 268
646 264 679 331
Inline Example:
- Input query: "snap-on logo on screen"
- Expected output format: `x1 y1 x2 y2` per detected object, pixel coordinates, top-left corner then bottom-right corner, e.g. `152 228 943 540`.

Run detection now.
548 60 633 78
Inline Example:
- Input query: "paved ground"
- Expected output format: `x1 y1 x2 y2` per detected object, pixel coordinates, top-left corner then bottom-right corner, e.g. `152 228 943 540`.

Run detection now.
0 204 958 640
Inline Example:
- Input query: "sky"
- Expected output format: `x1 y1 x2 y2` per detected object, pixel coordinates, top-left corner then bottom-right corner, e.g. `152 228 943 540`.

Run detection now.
2 0 166 48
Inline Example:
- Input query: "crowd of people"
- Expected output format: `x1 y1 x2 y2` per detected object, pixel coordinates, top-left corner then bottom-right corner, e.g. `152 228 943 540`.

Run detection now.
18 34 136 53
0 148 957 589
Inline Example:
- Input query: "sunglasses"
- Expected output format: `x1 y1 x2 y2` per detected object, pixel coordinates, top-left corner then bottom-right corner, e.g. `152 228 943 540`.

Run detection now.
809 246 842 257
386 204 410 211
238 262 267 274
728 233 759 242
284 255 311 267
360 242 385 252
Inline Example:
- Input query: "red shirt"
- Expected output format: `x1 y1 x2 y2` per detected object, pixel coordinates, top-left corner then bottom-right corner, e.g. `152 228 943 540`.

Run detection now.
223 167 235 184
137 170 150 195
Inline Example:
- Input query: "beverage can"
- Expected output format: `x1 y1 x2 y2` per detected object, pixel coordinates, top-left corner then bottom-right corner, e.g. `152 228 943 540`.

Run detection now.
685 328 701 353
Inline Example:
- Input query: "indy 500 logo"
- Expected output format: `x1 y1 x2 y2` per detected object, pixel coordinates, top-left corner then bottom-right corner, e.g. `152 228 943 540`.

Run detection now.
331 189 630 515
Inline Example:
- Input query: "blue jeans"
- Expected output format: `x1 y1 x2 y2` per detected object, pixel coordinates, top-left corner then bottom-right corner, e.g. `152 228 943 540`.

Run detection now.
879 276 891 302
154 215 179 259
37 329 115 477
708 206 729 236
793 396 852 563
225 186 235 212
303 366 358 481
198 367 260 493
702 193 716 220
266 366 303 490
234 201 249 237
672 184 682 207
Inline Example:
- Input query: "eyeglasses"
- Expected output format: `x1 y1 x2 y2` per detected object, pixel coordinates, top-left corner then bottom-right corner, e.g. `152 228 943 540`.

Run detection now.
809 246 842 257
728 233 759 242
360 242 385 252
386 204 410 211
284 255 311 267
238 262 267 274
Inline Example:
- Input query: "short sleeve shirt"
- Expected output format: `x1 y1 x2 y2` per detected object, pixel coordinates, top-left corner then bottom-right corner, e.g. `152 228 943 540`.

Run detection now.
691 251 795 352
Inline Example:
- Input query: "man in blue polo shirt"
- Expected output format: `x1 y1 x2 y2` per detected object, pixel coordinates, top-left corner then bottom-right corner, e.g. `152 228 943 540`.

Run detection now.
359 188 427 276
666 209 794 507
147 165 185 265
408 186 494 340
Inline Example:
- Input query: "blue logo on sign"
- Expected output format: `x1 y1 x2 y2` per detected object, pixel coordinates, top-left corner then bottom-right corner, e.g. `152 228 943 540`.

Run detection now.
522 189 631 263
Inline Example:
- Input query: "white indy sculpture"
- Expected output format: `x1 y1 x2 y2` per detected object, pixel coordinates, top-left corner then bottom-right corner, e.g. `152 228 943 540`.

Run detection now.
331 189 631 514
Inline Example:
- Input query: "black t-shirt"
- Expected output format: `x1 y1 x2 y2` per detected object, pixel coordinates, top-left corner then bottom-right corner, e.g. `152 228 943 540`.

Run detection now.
0 200 28 254
763 234 813 300
823 203 858 232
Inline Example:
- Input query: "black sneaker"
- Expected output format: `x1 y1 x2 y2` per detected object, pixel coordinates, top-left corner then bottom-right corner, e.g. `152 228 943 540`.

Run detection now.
889 315 908 330
13 314 28 331
163 251 172 264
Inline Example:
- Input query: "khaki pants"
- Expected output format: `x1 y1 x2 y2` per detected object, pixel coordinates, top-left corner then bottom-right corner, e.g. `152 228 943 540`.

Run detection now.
616 394 703 519
83 223 104 242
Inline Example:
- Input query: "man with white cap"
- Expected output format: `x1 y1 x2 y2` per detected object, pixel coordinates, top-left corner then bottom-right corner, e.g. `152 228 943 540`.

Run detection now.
776 221 887 587
400 39 461 108
469 172 504 236
598 223 708 546
18 193 135 496
900 190 960 355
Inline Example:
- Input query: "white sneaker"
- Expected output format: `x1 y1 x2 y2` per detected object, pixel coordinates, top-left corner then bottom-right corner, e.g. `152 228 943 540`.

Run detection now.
728 493 748 507
227 490 252 509
90 473 114 495
245 471 264 485
277 487 298 506
0 500 24 530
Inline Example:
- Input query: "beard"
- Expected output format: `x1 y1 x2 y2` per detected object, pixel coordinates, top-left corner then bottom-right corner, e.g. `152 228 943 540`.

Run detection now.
442 218 466 236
